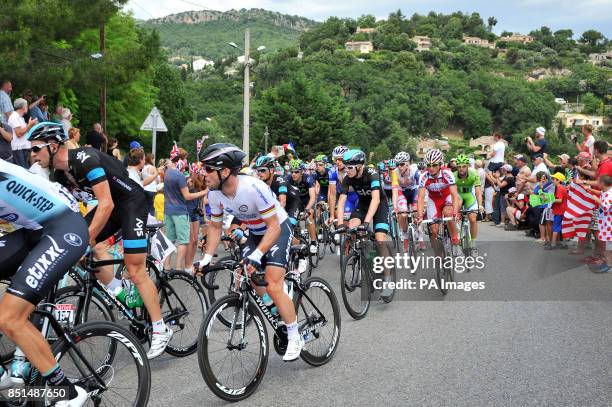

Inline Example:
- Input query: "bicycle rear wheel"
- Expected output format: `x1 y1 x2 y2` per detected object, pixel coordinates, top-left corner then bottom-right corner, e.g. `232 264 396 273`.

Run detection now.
340 252 371 320
296 277 341 366
41 321 151 407
197 294 268 402
159 271 208 357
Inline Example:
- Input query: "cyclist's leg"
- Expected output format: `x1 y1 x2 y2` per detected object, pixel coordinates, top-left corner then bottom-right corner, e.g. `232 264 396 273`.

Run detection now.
442 195 459 243
397 192 409 234
0 213 87 398
426 197 443 255
262 220 294 323
348 206 365 229
465 200 479 241
85 207 121 286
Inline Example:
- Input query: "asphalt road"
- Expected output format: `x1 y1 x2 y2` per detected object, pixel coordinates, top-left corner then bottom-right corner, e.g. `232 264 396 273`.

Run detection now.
149 223 612 407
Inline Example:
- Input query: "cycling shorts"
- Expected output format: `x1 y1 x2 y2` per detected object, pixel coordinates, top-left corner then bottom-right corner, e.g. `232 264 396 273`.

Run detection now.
241 219 293 269
0 211 88 305
463 200 478 212
316 193 327 203
350 204 389 234
85 191 148 254
340 192 359 221
397 189 417 213
425 194 453 220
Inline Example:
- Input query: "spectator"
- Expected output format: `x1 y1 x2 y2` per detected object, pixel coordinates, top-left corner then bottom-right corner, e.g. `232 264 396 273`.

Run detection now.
127 148 158 191
86 123 107 152
22 90 45 123
573 124 595 157
38 98 50 121
123 140 142 167
0 123 13 162
505 193 529 230
543 153 571 183
184 173 206 274
142 153 160 216
475 159 486 192
577 141 612 184
514 154 533 194
163 152 207 271
60 108 72 134
526 126 547 158
483 168 495 221
52 104 63 122
0 80 13 124
8 98 37 168
593 175 612 273
65 127 81 149
492 164 515 226
154 183 165 222
549 172 568 249
531 171 554 243
487 133 505 172
107 138 122 160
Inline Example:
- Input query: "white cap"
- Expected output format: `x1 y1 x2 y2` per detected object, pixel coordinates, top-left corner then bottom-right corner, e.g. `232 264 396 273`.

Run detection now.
536 126 546 136
517 193 525 200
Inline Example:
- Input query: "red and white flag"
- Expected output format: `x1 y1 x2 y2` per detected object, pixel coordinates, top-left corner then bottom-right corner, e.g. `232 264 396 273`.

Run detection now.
562 181 598 241
170 141 179 160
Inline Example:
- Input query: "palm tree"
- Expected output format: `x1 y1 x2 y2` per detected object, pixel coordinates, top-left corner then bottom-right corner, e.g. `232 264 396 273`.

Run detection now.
487 17 498 32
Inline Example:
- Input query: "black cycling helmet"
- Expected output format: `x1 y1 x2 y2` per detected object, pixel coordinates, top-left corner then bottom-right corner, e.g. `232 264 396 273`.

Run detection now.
200 143 246 169
27 121 68 143
255 155 275 168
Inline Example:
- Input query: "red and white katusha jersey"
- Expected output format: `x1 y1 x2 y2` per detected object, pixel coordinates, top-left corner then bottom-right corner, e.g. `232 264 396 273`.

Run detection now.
208 175 288 235
418 168 455 198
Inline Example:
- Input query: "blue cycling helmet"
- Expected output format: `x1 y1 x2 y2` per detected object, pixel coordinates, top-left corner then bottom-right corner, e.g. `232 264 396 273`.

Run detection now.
343 149 366 165
255 155 275 168
27 121 68 143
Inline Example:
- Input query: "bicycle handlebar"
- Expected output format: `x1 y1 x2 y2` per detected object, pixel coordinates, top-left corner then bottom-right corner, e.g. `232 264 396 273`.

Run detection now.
421 217 454 224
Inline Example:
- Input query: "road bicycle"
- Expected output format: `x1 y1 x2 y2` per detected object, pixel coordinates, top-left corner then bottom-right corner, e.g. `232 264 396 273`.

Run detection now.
314 201 336 261
337 226 397 320
55 223 208 357
0 280 150 406
292 211 318 273
197 261 341 402
399 209 419 260
422 217 455 295
458 209 479 272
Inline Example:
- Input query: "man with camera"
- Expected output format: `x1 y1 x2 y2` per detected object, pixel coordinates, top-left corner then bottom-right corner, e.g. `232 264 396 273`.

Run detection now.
572 124 595 157
525 126 547 159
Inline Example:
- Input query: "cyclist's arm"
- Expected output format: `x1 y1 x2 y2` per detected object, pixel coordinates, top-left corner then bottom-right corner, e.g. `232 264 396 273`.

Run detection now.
475 185 483 208
365 189 380 224
450 185 462 215
328 183 336 222
306 186 316 211
203 220 222 258
336 193 347 222
256 214 281 254
278 193 286 208
89 181 115 244
416 188 425 219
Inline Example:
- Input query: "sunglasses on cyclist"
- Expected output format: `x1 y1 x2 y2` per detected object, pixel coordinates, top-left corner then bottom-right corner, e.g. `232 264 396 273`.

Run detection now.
31 143 53 153
427 163 440 168
291 170 302 174
346 165 358 171
397 163 406 167
203 165 221 173
255 167 269 174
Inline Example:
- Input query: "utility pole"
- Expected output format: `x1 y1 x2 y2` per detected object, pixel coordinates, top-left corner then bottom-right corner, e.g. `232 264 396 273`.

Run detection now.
264 126 269 153
243 28 250 162
99 18 107 134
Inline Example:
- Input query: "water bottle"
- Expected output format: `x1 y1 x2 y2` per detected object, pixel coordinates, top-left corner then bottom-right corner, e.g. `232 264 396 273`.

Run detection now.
115 282 144 309
261 293 278 316
298 258 308 274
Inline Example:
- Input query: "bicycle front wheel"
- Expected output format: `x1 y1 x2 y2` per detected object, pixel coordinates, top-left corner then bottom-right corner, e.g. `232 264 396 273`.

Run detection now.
296 277 341 366
197 294 268 402
340 252 371 320
43 321 151 407
159 270 208 357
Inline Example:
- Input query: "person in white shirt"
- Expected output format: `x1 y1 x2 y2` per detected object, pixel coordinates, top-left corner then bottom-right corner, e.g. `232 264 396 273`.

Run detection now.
142 153 160 216
127 148 158 189
487 133 505 172
574 124 595 157
8 98 37 168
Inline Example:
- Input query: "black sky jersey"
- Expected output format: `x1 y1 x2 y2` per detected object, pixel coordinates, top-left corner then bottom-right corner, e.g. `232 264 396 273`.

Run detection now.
270 176 300 207
340 167 382 206
59 147 142 200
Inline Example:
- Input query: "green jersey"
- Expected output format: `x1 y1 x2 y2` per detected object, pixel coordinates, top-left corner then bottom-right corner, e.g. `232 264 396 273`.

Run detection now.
454 169 481 208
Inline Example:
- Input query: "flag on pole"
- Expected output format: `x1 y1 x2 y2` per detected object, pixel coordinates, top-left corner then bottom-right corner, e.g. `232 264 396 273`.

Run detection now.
196 139 203 155
170 141 179 160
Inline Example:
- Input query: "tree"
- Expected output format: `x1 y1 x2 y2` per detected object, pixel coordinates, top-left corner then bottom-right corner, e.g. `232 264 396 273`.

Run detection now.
357 14 377 28
487 17 498 32
178 120 227 160
580 30 605 47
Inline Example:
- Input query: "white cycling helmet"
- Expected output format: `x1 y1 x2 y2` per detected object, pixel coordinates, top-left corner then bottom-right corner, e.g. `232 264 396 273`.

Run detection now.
332 145 349 159
394 151 411 163
424 149 444 165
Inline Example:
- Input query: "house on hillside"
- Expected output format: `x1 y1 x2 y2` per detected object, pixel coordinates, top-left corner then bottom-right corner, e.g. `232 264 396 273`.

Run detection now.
469 136 508 158
412 36 431 52
356 27 376 34
589 51 612 65
463 35 495 49
416 138 451 158
556 112 606 131
192 58 214 71
345 41 374 53
500 33 534 44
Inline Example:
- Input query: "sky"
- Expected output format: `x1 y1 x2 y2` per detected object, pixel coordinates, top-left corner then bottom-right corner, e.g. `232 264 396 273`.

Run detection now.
125 0 612 37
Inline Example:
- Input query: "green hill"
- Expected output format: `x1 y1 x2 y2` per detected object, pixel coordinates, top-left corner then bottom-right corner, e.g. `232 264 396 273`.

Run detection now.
140 8 317 60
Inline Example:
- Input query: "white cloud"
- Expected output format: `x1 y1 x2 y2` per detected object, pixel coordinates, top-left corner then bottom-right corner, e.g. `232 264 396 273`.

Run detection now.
125 0 612 36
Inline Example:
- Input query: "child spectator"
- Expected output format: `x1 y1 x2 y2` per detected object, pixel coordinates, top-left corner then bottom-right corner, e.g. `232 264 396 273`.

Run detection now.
533 171 554 246
154 183 165 222
506 193 529 230
593 175 612 273
550 172 568 249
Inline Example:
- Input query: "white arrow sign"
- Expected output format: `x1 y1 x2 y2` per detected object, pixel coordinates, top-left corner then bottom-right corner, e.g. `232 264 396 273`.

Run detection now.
141 106 167 161
141 106 168 132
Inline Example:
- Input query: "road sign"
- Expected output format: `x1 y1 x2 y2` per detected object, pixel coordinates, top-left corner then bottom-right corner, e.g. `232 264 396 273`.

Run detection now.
141 106 167 161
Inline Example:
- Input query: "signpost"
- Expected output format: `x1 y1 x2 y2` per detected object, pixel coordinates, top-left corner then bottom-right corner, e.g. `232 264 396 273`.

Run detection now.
141 106 168 161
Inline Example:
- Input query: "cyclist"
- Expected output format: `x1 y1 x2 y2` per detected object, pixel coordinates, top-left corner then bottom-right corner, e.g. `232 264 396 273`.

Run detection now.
392 151 421 245
453 154 483 252
0 156 89 405
335 149 393 299
287 159 317 254
415 149 462 253
27 122 173 360
195 143 303 361
380 160 399 207
312 153 337 226
332 145 358 224
255 155 302 226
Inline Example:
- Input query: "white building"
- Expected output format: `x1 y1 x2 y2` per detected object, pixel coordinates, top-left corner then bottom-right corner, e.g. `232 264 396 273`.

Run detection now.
192 58 214 71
